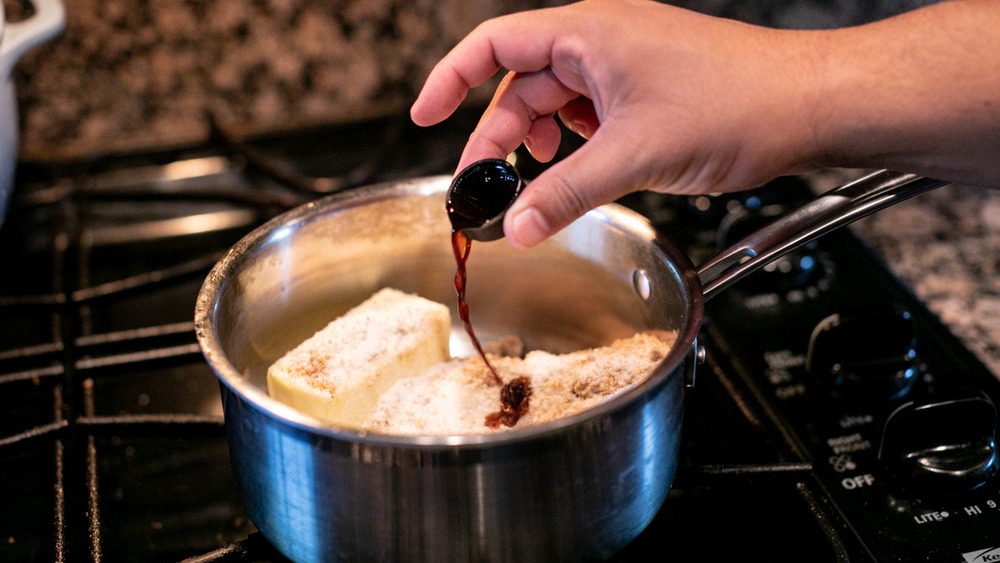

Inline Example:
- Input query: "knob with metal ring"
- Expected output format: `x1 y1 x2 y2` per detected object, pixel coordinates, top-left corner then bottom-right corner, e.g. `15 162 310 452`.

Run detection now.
877 389 1000 496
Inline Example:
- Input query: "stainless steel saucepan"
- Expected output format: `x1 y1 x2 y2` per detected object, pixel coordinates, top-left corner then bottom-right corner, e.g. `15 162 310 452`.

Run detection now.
195 170 946 562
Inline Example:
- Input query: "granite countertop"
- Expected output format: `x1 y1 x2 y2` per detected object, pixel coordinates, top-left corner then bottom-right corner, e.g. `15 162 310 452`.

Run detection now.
9 0 564 162
847 179 1000 378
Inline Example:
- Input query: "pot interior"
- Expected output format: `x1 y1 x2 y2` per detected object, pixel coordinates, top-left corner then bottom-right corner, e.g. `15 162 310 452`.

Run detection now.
200 176 700 430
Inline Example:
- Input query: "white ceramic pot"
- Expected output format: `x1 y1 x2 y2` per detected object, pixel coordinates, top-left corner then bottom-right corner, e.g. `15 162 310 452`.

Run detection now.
0 0 64 227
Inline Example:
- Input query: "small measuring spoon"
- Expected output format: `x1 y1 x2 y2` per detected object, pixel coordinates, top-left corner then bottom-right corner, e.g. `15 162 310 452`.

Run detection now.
446 158 524 241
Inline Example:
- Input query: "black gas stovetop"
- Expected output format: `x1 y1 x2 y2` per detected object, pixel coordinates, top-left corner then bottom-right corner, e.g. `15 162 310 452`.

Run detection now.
2 108 999 563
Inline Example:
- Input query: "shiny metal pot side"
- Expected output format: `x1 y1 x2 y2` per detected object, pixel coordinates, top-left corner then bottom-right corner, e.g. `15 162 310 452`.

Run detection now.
197 169 946 562
195 177 702 562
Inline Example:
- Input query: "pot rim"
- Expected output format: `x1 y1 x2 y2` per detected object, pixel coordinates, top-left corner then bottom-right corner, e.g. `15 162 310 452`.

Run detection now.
194 176 705 449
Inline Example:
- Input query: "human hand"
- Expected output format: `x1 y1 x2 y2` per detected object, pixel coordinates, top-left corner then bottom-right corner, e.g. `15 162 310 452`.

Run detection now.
411 0 824 248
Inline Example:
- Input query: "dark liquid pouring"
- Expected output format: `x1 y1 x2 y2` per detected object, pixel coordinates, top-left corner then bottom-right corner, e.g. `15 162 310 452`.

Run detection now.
450 229 502 385
447 159 532 427
450 229 532 428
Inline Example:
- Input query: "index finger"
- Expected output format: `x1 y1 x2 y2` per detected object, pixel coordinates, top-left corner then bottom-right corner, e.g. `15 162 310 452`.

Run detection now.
410 11 561 126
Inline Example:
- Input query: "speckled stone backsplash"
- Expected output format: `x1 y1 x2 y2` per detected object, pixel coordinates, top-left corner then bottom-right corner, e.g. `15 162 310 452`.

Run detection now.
9 0 571 162
9 0 937 163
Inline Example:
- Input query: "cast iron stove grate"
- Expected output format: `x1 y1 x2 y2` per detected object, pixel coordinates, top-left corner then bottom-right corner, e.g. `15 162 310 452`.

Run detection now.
0 110 471 562
0 156 294 562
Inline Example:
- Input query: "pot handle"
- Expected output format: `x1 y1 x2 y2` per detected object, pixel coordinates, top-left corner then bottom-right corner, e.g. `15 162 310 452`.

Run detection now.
0 0 65 76
696 170 949 301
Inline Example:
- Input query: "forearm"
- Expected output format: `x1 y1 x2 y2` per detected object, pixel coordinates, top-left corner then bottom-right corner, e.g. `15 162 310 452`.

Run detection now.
808 0 1000 186
410 0 1000 247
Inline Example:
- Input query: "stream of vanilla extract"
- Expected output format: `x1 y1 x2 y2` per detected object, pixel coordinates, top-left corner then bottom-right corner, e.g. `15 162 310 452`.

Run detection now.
451 230 532 428
450 230 502 385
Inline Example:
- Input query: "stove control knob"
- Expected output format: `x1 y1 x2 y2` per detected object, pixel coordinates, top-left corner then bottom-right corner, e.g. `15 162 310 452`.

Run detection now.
878 389 999 495
806 308 918 401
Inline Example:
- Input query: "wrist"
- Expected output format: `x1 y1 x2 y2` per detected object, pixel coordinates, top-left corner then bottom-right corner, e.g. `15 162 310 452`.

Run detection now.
805 1 1000 184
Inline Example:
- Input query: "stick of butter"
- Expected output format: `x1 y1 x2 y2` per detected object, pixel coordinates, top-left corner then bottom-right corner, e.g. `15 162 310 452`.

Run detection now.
266 287 451 428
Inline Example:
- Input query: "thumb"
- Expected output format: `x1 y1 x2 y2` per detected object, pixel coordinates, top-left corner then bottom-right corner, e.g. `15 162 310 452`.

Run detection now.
503 134 641 249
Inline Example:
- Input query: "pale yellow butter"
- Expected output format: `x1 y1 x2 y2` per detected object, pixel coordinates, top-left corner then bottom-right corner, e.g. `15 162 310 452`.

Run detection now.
266 287 451 428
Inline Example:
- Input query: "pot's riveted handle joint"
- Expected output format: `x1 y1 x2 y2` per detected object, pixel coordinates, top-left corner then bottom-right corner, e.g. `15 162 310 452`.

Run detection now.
695 246 757 293
0 0 65 76
684 339 705 389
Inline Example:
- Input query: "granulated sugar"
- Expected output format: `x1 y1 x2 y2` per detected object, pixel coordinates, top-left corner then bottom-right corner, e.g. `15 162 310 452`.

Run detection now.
364 331 676 435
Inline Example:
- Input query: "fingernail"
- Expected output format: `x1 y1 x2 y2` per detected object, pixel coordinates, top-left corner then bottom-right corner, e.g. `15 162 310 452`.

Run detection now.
509 207 549 248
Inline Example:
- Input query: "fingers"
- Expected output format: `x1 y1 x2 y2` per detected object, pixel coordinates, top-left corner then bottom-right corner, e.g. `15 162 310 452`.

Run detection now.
502 126 641 249
457 68 583 171
524 114 562 162
522 95 600 162
409 34 503 127
558 97 600 139
410 12 562 127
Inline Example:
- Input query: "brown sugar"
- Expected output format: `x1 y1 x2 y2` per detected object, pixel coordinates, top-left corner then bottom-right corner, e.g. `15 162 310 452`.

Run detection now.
363 330 676 435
